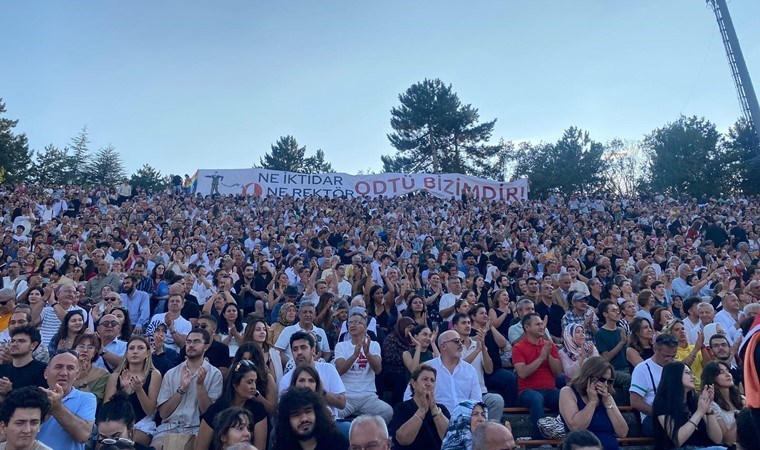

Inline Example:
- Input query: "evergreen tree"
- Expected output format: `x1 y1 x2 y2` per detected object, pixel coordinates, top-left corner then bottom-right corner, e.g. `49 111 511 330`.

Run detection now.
383 78 500 175
130 164 169 193
259 135 307 172
85 144 125 186
303 149 334 173
67 126 90 184
0 99 33 184
644 116 729 196
32 144 72 185
511 127 608 197
722 117 759 195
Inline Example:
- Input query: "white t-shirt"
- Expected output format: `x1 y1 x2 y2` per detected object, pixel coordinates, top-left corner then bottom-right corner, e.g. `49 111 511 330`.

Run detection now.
145 313 192 352
274 323 330 362
460 339 488 394
278 361 346 418
439 292 460 321
219 322 247 357
334 339 382 397
629 358 663 420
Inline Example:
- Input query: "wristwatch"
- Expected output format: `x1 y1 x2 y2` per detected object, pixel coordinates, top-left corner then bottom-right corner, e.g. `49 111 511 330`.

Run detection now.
177 388 186 395
431 407 442 417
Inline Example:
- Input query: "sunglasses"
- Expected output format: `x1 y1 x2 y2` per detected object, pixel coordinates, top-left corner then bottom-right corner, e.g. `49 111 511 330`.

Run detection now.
98 437 134 445
594 377 614 386
99 320 120 328
0 299 13 306
105 297 120 302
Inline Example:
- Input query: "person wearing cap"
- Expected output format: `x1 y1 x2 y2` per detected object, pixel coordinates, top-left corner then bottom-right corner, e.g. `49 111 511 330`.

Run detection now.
334 309 393 423
561 292 598 343
629 334 679 436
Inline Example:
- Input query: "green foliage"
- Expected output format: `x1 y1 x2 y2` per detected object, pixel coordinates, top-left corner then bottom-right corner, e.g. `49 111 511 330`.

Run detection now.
644 116 729 196
259 135 333 173
84 144 126 186
130 164 169 193
722 118 759 195
67 126 90 185
0 99 33 184
32 144 72 185
303 149 334 174
511 127 608 196
383 78 501 175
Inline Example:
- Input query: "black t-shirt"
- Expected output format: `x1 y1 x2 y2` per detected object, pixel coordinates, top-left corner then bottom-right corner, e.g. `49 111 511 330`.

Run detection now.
179 340 230 370
390 398 450 450
181 294 201 321
0 359 48 390
314 432 349 450
201 397 267 428
234 278 258 310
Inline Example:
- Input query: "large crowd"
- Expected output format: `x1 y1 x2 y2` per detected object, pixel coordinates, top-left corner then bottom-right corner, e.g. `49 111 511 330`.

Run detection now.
0 183 759 450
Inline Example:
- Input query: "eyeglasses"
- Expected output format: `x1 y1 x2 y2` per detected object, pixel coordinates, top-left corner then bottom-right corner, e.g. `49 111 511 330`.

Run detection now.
105 297 120 302
442 338 464 346
348 320 366 326
99 320 119 328
98 437 134 445
594 377 614 386
76 344 96 351
0 299 12 306
197 323 209 329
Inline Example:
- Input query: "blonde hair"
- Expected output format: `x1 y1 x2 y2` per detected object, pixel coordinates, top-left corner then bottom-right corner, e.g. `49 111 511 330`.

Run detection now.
114 335 156 378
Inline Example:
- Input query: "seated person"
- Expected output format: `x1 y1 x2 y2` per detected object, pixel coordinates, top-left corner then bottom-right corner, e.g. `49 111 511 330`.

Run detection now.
93 393 154 450
471 421 516 450
562 430 603 450
440 400 487 450
212 407 256 450
38 351 97 450
629 334 678 436
389 364 450 449
272 387 349 450
0 325 48 402
559 356 629 450
149 323 180 375
0 386 53 450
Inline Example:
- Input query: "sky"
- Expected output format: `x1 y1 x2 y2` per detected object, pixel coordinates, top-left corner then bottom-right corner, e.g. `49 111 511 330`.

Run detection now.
2 0 759 178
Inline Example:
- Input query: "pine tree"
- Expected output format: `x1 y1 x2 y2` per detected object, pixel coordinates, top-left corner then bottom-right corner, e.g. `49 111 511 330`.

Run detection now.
85 144 126 186
0 99 33 183
67 126 90 184
304 149 334 173
33 144 72 185
130 164 169 193
259 135 307 172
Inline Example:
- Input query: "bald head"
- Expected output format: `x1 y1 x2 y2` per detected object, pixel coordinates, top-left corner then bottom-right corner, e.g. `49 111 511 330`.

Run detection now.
472 422 516 450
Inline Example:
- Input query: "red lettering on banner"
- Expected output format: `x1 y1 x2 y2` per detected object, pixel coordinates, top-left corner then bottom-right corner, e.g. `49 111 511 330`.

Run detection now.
506 187 518 202
372 181 387 195
423 177 435 189
355 181 370 195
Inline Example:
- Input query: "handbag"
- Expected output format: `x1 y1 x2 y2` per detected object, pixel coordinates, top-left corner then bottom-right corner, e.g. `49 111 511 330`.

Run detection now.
537 414 567 440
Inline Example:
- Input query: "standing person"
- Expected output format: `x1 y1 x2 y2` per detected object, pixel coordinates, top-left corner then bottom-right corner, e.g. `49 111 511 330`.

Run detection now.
629 334 679 436
652 362 724 449
37 351 97 450
512 313 562 438
334 309 393 423
272 387 349 450
559 356 629 450
595 301 631 398
0 326 48 402
194 361 268 450
151 328 223 450
103 336 163 447
389 364 450 450
0 386 53 450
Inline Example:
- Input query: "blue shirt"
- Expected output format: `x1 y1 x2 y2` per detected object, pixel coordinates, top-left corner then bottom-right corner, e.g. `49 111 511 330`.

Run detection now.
121 289 151 328
38 388 96 450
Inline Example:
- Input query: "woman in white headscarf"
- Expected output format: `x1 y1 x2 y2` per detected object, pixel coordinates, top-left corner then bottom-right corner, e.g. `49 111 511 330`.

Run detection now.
559 323 599 380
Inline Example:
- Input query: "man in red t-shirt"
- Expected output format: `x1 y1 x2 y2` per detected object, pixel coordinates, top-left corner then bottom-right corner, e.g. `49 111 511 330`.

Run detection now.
512 312 562 438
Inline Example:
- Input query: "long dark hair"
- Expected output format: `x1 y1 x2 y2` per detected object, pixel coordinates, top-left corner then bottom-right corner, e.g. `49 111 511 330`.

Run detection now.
222 360 258 405
217 302 243 334
112 306 133 342
653 362 697 448
52 310 86 348
273 388 336 450
701 361 744 413
629 317 653 354
367 285 384 317
230 343 269 397
212 406 254 450
288 363 323 393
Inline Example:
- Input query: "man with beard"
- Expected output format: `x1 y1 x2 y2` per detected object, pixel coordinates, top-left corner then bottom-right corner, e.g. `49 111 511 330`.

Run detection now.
119 276 150 334
272 387 349 450
278 332 346 418
37 351 96 450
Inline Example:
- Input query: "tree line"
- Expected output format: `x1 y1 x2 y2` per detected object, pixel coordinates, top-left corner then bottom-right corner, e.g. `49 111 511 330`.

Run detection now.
2 83 758 197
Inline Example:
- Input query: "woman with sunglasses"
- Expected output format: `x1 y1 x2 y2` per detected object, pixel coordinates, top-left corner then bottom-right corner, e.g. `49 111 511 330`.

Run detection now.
48 309 87 358
652 362 723 450
104 336 163 446
72 334 111 402
229 343 278 415
94 392 153 450
194 360 268 450
559 356 628 450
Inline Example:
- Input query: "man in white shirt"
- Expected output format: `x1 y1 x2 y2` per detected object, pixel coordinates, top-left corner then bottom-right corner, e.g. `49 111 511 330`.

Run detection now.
275 302 331 363
145 295 192 352
453 312 504 422
334 310 392 423
629 334 678 436
714 292 743 343
438 276 463 323
1 261 27 299
278 331 346 419
403 330 482 414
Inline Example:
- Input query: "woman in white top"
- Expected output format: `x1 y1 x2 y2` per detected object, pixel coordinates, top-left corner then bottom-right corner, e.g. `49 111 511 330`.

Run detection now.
243 316 284 385
701 360 744 447
559 323 598 381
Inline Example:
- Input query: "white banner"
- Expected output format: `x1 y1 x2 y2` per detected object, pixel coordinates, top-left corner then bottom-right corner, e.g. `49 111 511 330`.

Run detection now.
192 169 528 201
